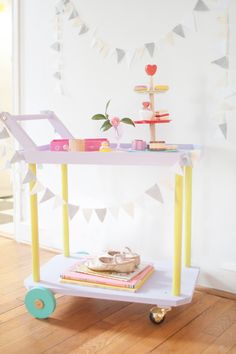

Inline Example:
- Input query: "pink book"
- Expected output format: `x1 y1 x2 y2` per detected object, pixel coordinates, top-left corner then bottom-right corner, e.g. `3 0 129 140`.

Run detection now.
61 264 154 289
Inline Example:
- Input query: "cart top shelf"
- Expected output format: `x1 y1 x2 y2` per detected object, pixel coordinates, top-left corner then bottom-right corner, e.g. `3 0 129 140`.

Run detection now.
0 111 198 166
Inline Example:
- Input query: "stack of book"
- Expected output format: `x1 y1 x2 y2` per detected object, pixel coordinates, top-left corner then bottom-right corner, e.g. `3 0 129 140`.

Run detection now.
60 259 154 292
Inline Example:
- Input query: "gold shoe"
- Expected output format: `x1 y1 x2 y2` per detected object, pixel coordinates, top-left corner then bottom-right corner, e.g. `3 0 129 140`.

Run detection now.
86 254 136 273
107 247 140 266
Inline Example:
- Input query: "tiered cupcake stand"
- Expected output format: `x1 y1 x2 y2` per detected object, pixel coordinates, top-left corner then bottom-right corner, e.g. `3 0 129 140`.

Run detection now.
0 111 199 324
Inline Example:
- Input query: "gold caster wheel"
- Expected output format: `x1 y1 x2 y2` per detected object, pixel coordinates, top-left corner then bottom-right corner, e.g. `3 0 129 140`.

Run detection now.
149 306 171 324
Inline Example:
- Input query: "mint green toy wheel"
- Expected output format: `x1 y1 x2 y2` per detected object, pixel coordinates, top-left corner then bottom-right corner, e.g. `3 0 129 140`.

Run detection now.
24 287 56 319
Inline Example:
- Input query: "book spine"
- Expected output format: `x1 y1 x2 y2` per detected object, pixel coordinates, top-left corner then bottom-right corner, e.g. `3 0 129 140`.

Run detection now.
60 279 136 292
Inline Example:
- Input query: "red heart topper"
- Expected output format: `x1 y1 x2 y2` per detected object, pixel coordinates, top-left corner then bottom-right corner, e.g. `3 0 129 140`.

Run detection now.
145 64 157 76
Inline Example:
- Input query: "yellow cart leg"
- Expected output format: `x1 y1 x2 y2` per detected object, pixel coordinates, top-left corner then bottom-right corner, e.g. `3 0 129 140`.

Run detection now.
172 174 183 296
184 166 192 267
29 163 40 282
61 164 69 257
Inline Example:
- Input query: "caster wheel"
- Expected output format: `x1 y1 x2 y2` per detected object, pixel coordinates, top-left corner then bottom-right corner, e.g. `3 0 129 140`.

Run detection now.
24 287 56 319
149 306 171 325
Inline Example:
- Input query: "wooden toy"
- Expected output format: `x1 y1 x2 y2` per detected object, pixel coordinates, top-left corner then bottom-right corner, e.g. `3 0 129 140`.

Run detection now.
131 139 147 151
134 65 170 141
99 141 112 152
0 111 199 324
50 139 69 151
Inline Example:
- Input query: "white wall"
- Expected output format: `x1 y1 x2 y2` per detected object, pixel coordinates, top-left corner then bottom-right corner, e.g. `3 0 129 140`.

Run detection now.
17 0 236 293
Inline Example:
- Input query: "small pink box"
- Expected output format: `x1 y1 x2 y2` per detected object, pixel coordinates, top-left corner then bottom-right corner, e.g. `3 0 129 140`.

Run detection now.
84 138 108 151
50 139 69 151
131 139 147 151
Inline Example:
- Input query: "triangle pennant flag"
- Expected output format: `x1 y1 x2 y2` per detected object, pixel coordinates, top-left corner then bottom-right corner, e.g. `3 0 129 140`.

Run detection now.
219 122 227 139
53 72 62 80
171 161 184 176
0 127 10 139
194 0 209 11
145 184 164 204
40 188 55 203
53 195 65 209
173 24 185 38
95 208 107 223
109 206 119 219
72 17 83 27
79 24 89 35
125 50 136 68
9 151 24 164
122 203 134 218
51 42 61 51
68 204 79 220
30 181 45 195
164 32 175 46
145 42 155 57
82 208 93 223
116 48 125 63
69 9 79 20
212 56 229 69
22 169 36 184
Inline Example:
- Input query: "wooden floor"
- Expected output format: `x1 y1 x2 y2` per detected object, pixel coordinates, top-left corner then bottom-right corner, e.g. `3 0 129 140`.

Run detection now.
0 237 236 354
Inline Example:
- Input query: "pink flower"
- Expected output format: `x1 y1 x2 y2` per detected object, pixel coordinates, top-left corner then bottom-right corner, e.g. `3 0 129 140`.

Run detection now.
110 116 120 128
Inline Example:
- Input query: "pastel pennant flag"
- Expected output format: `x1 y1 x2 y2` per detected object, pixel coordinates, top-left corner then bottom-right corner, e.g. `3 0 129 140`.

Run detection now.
212 56 229 69
108 206 119 219
51 42 61 51
30 181 45 195
100 44 110 58
125 50 136 68
9 151 24 164
145 184 164 204
219 122 227 138
171 162 184 176
69 9 79 20
173 24 185 38
68 204 79 220
53 72 62 80
194 0 209 11
0 145 6 157
0 127 10 139
164 32 175 46
79 24 89 35
136 47 145 59
72 17 83 27
82 208 93 223
220 101 235 111
53 195 65 209
145 42 155 57
22 169 36 184
116 48 125 63
95 208 107 223
122 203 134 218
217 14 228 25
40 188 55 203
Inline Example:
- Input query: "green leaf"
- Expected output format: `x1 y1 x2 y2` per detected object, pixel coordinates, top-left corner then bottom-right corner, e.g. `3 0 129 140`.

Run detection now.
121 118 135 127
91 114 107 120
105 99 111 116
100 120 112 131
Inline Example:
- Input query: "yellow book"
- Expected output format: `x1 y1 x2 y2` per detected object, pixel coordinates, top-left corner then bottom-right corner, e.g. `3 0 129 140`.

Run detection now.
61 268 154 292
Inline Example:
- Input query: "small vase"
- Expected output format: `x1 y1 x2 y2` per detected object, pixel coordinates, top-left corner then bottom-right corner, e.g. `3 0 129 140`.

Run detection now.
113 125 123 150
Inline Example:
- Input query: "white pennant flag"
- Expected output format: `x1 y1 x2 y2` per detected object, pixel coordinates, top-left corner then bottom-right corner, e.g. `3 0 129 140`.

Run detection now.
100 44 110 58
145 42 155 57
125 50 136 68
22 169 36 184
30 181 45 195
194 0 209 11
9 151 24 164
212 56 229 69
51 42 61 51
116 48 125 63
145 184 164 204
171 161 184 176
95 208 107 223
173 24 185 38
109 206 119 219
82 208 93 223
78 24 89 35
220 101 235 111
69 9 79 20
72 17 83 28
122 203 134 218
53 195 65 209
0 127 10 139
68 204 79 220
219 122 227 138
164 32 175 46
40 188 55 203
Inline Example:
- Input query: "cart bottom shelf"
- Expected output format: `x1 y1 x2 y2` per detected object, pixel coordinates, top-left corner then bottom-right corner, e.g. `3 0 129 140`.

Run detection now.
24 255 199 307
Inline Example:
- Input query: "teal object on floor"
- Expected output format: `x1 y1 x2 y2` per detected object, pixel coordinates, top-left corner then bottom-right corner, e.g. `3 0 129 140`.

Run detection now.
24 287 56 319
